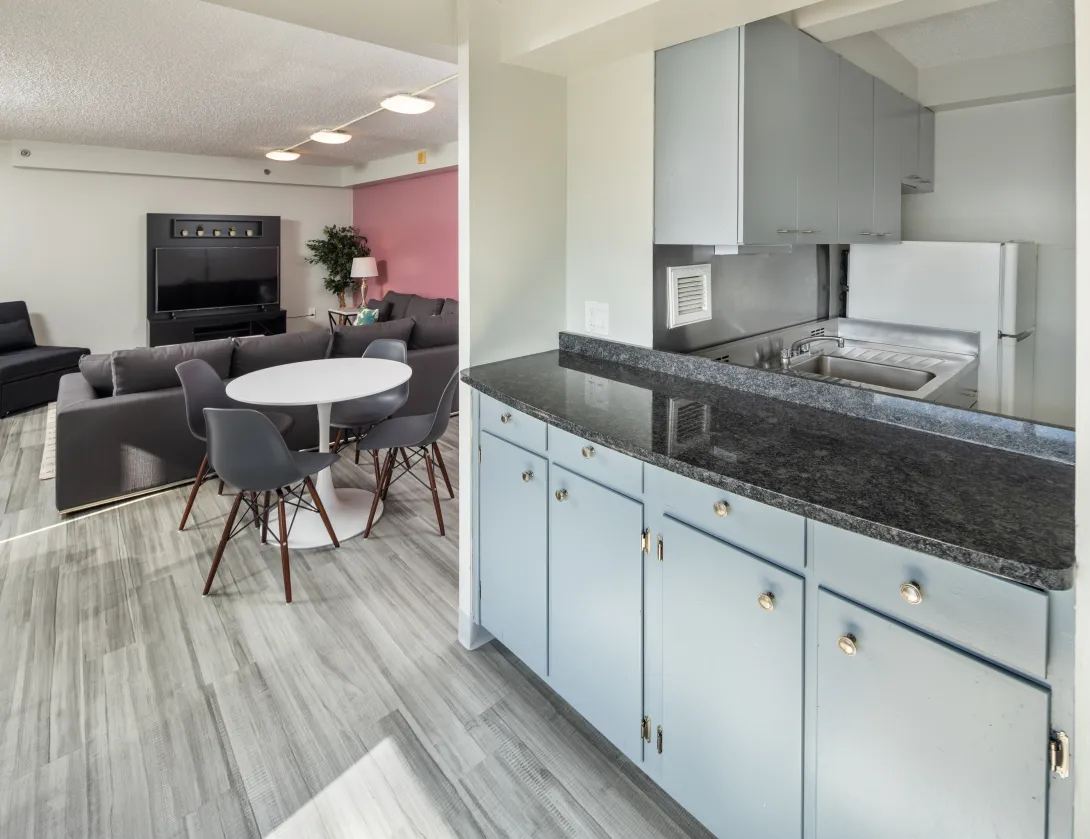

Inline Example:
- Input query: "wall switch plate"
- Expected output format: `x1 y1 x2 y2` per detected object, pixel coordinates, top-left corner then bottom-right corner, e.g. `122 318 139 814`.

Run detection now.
585 301 609 336
307 307 316 317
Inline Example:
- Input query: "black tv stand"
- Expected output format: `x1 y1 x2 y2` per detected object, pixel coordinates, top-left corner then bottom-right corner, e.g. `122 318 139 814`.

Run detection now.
147 308 286 347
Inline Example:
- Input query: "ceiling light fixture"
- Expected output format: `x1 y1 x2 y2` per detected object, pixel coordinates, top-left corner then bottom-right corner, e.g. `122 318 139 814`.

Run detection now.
380 94 435 115
266 149 301 161
310 129 353 144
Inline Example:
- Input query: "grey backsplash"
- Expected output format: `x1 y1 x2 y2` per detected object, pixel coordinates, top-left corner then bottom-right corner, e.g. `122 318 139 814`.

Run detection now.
653 245 835 353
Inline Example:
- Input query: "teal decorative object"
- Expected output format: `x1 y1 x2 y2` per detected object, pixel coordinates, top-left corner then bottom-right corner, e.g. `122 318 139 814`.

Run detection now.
354 307 380 326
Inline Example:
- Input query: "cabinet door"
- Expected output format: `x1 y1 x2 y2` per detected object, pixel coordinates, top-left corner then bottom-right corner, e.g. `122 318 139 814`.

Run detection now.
837 60 875 244
918 106 936 189
872 79 902 242
478 432 549 678
796 31 840 246
816 590 1049 839
740 17 800 246
899 92 920 184
549 465 644 763
661 518 804 839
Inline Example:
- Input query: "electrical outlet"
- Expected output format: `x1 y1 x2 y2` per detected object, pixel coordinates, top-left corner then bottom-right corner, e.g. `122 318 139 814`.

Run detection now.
585 301 609 336
307 307 316 317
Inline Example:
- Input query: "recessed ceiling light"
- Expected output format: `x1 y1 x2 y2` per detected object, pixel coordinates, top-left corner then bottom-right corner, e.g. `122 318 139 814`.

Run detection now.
310 130 352 144
266 149 300 161
380 94 435 115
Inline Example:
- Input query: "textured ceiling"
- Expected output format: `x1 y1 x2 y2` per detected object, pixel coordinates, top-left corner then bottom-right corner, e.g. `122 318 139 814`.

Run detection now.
0 0 457 166
877 0 1074 68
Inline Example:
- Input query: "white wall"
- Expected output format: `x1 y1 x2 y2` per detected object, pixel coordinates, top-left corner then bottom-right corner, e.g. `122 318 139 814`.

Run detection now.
0 142 352 353
901 94 1076 427
566 52 655 347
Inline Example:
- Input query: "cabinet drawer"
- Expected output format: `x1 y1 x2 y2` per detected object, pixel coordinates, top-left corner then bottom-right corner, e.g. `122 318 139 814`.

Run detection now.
548 426 643 498
646 466 805 571
813 522 1048 679
479 393 546 454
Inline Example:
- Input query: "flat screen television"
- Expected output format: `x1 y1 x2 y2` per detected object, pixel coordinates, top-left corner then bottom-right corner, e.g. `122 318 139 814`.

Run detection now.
155 246 280 313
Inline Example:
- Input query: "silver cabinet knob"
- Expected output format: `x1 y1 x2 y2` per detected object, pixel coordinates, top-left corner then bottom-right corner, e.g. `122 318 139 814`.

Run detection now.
581 445 595 459
900 581 923 605
838 634 858 657
500 412 512 424
521 471 534 483
555 489 568 502
757 592 775 611
713 500 731 517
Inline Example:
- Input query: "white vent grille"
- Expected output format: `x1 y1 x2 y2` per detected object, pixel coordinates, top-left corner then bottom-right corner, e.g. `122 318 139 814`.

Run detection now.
667 264 712 328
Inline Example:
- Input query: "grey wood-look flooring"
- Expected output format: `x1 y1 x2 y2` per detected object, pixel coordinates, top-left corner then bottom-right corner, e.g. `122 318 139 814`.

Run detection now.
0 408 710 839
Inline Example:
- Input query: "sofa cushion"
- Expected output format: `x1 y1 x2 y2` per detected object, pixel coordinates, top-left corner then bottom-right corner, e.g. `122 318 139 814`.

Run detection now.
330 318 415 358
409 312 459 349
79 353 114 396
383 291 413 321
231 330 330 377
366 298 393 322
111 339 233 396
441 298 459 316
0 346 86 384
405 295 444 320
0 320 36 352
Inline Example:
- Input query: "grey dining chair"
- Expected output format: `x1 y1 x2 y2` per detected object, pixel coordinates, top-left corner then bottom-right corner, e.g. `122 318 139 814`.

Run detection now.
357 369 459 538
176 359 294 531
329 338 411 484
201 407 340 604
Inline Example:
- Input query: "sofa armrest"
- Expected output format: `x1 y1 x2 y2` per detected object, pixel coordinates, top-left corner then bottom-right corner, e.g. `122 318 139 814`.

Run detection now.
56 371 100 413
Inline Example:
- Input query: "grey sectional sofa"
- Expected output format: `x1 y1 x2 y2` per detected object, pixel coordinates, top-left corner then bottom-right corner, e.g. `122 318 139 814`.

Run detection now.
55 294 458 512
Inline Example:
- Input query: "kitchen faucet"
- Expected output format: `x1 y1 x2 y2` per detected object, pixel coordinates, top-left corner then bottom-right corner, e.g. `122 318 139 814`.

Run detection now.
780 336 845 370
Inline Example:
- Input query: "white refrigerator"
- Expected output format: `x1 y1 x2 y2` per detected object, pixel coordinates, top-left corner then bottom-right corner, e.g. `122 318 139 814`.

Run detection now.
848 241 1037 418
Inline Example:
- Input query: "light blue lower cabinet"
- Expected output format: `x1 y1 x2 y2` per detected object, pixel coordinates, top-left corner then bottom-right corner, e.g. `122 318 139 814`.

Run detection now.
815 589 1050 839
549 464 645 764
660 516 804 839
478 432 549 678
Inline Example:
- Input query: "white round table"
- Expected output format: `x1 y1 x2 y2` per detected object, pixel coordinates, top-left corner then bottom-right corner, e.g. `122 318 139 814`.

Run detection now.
226 357 412 548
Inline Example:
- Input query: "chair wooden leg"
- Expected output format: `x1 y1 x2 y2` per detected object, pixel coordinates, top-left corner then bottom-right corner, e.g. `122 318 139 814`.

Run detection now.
179 454 209 531
277 490 292 603
333 428 345 453
371 450 382 490
354 432 362 465
424 451 446 537
217 479 225 495
400 448 412 472
250 492 262 529
304 477 340 548
261 491 271 544
432 443 454 499
204 492 242 595
364 450 395 538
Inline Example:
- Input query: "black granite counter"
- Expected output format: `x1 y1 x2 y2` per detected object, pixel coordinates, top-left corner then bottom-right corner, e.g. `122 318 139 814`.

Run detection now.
462 350 1075 590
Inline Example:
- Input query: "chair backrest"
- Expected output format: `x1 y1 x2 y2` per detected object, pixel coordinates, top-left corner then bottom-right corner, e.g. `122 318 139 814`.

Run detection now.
204 408 305 492
363 338 407 363
419 369 460 446
176 359 232 441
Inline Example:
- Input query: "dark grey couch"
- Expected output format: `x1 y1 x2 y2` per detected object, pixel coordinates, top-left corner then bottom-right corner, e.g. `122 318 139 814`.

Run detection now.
55 296 458 512
0 301 89 417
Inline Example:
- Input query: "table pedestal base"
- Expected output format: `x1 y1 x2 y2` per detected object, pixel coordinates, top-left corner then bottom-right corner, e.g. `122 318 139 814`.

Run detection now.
269 486 382 550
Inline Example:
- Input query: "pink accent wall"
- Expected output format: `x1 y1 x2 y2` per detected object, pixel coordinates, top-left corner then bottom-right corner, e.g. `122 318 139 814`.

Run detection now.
352 169 458 304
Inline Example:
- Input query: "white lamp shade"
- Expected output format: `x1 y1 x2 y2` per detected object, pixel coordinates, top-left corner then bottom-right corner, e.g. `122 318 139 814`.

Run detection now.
351 256 379 278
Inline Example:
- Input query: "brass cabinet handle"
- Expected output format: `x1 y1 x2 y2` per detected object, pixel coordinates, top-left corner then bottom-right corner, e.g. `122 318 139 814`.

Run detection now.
500 412 512 424
555 489 568 502
757 592 775 612
713 500 730 517
838 634 858 657
581 446 595 459
900 581 923 605
521 471 534 483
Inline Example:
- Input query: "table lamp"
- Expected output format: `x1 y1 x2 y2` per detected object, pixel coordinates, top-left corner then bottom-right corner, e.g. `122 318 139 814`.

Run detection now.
351 256 379 306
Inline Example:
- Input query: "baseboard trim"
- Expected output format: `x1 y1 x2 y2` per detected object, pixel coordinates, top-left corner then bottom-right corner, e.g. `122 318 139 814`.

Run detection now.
459 610 493 650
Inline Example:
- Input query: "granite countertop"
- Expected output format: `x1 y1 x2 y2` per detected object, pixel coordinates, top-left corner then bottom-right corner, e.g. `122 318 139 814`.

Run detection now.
462 350 1075 590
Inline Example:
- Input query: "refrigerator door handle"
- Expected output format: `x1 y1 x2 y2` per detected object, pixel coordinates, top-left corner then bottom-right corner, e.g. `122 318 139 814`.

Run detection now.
998 328 1035 342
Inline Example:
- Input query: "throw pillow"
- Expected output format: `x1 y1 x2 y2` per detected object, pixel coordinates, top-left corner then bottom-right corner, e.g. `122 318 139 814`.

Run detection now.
111 338 233 396
409 312 458 349
404 295 444 320
330 318 415 358
79 354 114 396
354 307 381 326
0 320 36 352
383 291 414 321
231 330 331 377
366 298 393 322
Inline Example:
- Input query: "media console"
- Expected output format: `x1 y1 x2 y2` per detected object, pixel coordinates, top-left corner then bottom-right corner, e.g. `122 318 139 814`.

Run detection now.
146 308 286 347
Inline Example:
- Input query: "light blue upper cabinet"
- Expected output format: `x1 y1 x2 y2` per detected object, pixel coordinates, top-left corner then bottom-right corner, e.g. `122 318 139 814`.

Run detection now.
837 59 876 244
796 32 841 247
549 464 645 764
816 590 1050 839
660 517 804 839
872 79 903 242
478 432 549 677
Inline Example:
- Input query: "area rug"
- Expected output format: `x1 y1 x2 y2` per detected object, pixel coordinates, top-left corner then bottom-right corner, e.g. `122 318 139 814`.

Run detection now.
39 403 56 480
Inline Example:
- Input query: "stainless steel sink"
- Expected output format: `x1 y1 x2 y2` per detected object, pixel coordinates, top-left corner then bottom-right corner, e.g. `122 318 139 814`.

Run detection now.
789 355 936 392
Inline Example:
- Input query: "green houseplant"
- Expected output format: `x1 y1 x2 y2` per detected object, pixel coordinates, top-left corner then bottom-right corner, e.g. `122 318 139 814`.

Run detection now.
305 225 370 309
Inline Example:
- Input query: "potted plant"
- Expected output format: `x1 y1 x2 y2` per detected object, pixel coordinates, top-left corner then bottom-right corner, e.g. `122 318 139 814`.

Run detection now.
196 225 204 237
229 226 237 237
305 224 370 309
213 228 222 237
